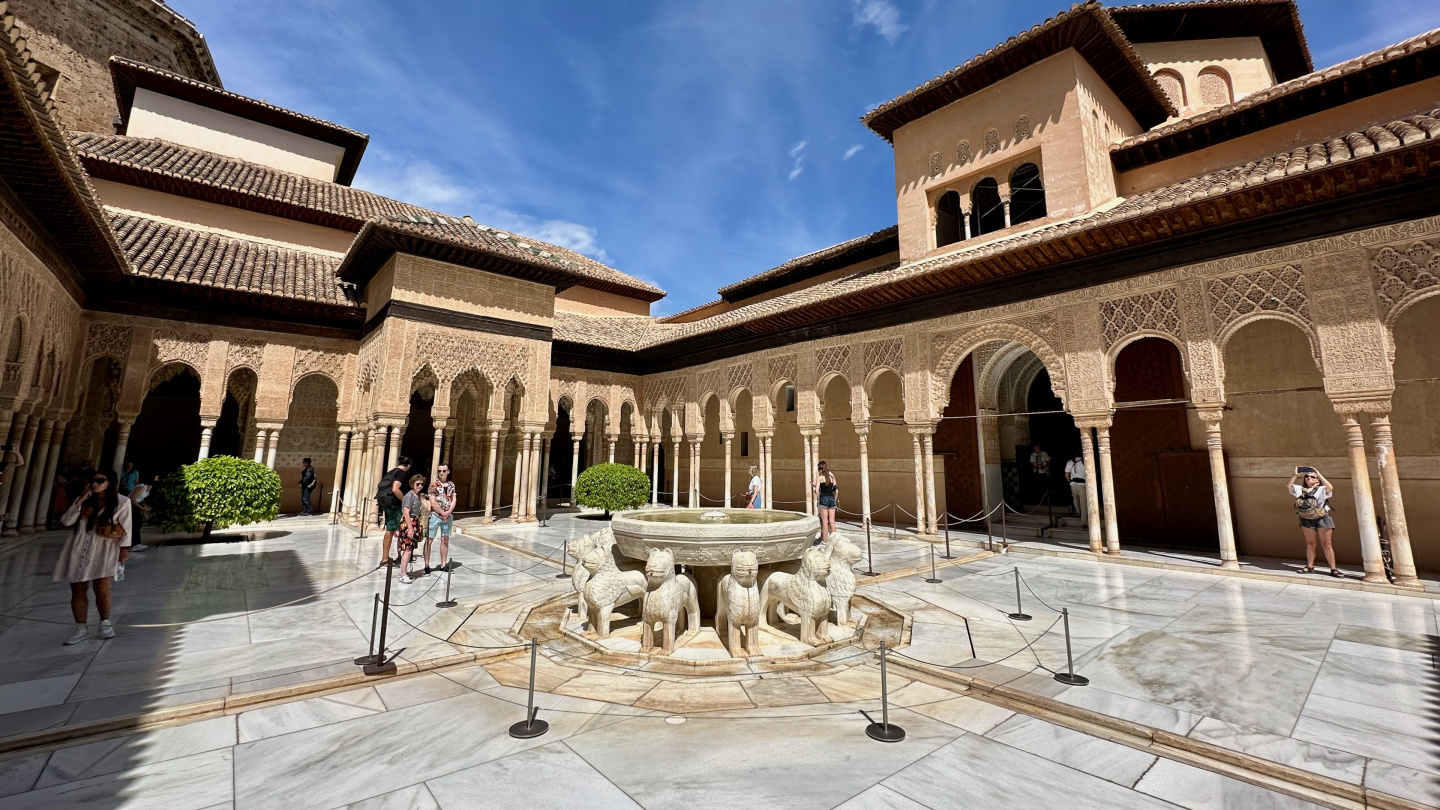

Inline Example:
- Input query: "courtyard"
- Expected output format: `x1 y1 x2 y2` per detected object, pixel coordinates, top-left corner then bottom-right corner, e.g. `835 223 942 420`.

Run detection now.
0 513 1435 809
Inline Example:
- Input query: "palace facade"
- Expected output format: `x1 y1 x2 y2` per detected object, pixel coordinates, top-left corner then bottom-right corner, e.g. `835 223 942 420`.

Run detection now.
2 0 1439 583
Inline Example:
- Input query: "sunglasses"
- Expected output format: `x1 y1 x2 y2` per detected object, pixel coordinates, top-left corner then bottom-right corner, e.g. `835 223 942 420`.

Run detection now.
92 477 109 484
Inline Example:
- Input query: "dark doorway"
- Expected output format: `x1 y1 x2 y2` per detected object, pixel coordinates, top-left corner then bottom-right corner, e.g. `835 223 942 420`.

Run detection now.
211 392 243 458
1025 370 1079 505
551 408 573 502
400 391 434 478
129 367 201 480
934 355 983 519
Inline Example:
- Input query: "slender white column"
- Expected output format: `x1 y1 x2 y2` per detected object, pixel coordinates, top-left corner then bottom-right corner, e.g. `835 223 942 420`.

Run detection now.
909 430 927 534
13 419 54 533
197 419 215 460
111 417 133 478
691 441 701 507
1368 414 1419 588
516 433 533 520
21 421 64 532
1096 425 1120 555
570 434 582 504
651 438 661 504
923 431 938 535
1341 416 1387 583
343 428 364 518
856 426 872 526
801 429 814 515
329 430 350 515
386 425 401 471
763 435 773 509
483 428 500 522
723 432 734 506
430 425 444 483
0 415 23 518
671 438 681 508
607 437 616 464
253 426 267 463
1079 429 1103 554
510 429 524 517
1197 410 1239 570
3 417 41 534
265 429 279 470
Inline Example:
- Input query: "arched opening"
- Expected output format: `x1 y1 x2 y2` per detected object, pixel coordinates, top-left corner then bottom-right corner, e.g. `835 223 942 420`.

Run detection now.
1110 337 1213 547
657 407 678 503
935 190 963 248
450 369 491 510
551 397 575 505
583 398 609 469
276 374 340 513
68 356 123 469
772 380 803 509
618 401 636 466
970 177 1005 236
734 389 754 478
399 368 438 478
934 358 983 520
1023 369 1078 508
497 381 524 516
1223 319 1348 561
1389 295 1440 572
1198 66 1233 107
129 363 201 480
1154 68 1186 108
817 375 854 512
1008 163 1047 225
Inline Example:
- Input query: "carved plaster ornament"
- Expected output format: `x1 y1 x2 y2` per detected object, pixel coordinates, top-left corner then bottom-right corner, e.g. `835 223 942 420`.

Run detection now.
823 532 863 627
716 550 762 656
640 547 701 653
759 546 833 646
580 531 647 638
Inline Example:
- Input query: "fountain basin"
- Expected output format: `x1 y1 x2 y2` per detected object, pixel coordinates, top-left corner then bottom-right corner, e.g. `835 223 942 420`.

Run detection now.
610 507 820 566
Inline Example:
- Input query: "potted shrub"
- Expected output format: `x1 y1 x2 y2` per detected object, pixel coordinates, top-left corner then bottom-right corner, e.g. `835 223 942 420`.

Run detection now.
151 456 282 539
573 463 650 518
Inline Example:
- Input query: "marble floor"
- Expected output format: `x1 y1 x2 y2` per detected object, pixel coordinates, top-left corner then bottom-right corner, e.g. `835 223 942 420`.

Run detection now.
1 511 1436 808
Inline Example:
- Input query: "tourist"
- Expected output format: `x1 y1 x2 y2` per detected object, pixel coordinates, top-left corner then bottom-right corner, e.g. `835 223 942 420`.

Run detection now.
1289 467 1340 576
128 474 153 551
53 471 131 644
376 456 412 569
814 460 838 541
1064 451 1086 525
746 465 762 508
118 461 139 496
1029 444 1051 502
398 474 426 584
298 457 316 515
426 464 457 574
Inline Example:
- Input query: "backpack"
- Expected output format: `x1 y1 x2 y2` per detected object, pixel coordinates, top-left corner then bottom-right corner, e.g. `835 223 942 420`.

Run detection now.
375 470 400 510
1294 487 1327 520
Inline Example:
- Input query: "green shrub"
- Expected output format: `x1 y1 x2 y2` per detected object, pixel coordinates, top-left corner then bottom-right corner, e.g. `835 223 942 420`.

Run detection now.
150 456 282 535
573 463 650 516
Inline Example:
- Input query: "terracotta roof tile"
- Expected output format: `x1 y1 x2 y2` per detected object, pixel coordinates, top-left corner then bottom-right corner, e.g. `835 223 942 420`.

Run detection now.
716 226 898 302
107 210 355 307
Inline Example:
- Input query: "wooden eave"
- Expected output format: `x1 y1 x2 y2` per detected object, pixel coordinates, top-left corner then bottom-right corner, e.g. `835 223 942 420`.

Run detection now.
337 220 587 294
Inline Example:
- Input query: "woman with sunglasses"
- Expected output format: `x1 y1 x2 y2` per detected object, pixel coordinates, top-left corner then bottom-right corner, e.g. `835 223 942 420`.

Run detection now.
814 460 839 543
1288 467 1340 577
52 471 132 644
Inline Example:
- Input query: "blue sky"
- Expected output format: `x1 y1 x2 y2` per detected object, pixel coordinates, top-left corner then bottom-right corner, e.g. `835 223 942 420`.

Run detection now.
170 0 1440 315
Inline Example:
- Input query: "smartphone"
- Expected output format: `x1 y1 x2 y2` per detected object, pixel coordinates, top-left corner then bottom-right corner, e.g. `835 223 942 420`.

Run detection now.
1295 466 1316 475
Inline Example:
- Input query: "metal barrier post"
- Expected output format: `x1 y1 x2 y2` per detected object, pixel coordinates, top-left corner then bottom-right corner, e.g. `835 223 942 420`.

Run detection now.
863 641 905 743
925 545 941 584
436 566 457 609
1000 503 1008 552
556 537 570 579
1008 568 1031 621
362 565 397 675
1053 608 1090 686
359 498 369 539
508 638 550 738
353 593 380 665
863 519 877 577
942 513 954 559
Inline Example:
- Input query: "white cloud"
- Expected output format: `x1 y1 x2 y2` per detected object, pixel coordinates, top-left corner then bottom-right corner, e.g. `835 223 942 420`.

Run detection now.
787 140 807 180
852 0 906 44
481 210 612 264
789 140 808 158
843 144 864 160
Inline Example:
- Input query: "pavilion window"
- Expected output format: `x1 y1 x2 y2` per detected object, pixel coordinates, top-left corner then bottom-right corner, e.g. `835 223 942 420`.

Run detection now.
784 384 796 413
970 177 1005 236
741 431 749 457
935 190 963 248
1008 163 1047 225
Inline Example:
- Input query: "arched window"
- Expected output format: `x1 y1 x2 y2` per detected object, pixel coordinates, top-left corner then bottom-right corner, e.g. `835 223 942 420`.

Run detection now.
929 151 942 178
1154 69 1185 109
1197 66 1232 106
970 178 1005 236
935 190 963 248
1009 163 1047 225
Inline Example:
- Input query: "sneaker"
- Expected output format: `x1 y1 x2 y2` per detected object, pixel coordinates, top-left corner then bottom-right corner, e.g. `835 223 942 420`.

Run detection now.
399 575 414 584
423 565 432 576
98 620 115 640
64 625 89 645
131 543 148 552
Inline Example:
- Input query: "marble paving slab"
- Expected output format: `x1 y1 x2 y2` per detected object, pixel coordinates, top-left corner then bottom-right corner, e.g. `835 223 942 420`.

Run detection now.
425 741 642 810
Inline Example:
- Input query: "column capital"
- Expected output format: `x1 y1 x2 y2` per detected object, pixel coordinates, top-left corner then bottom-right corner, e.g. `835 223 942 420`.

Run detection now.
754 429 775 439
905 424 933 437
1331 396 1391 416
852 421 871 437
432 418 450 431
201 418 219 429
1072 413 1113 429
1194 406 1226 424
720 430 735 441
799 427 823 438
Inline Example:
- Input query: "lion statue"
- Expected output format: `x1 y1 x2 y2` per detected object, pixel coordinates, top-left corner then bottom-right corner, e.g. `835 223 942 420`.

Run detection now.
716 549 762 656
758 545 833 645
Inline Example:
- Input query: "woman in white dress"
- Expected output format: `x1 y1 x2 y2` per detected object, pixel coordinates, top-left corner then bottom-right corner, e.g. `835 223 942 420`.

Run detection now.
52 471 132 644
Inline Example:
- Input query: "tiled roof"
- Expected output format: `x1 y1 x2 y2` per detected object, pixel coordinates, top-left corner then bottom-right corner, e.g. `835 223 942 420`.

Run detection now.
107 2 220 88
1111 26 1440 171
1109 1 1312 82
108 210 355 307
70 132 666 300
601 108 1440 353
109 57 366 183
716 226 899 303
862 2 1174 142
553 312 665 351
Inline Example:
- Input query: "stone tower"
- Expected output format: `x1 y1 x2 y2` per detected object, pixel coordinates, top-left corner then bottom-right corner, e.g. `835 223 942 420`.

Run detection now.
3 0 220 133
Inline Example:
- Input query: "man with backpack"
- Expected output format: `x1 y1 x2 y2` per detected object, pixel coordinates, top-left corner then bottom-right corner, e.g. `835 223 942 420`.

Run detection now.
375 456 412 569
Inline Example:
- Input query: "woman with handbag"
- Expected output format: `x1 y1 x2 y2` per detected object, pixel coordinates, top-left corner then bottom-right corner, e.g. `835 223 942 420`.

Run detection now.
1288 467 1340 577
52 471 132 644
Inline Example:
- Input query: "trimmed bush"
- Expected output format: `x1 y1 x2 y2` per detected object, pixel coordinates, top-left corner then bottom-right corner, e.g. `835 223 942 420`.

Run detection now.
151 456 282 535
573 463 650 516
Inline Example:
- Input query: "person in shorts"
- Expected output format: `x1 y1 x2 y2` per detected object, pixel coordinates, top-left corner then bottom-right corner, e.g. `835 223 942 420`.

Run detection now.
1289 467 1340 577
746 465 763 509
378 456 412 569
398 474 426 584
425 464 457 574
814 460 838 543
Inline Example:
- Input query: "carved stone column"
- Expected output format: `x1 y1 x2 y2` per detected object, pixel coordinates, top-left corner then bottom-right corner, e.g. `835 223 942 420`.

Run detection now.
197 419 216 460
12 418 54 534
1078 427 1103 554
923 430 938 536
671 436 681 508
1096 424 1120 555
1196 408 1240 570
343 427 365 518
1341 415 1388 584
722 431 734 506
909 429 927 534
0 414 23 518
253 426 268 463
533 432 547 516
386 424 402 471
430 423 445 483
638 438 648 474
570 433 583 504
3 416 41 535
265 427 281 471
517 432 533 520
1368 414 1419 588
650 437 660 504
800 428 815 515
855 424 872 526
607 437 617 465
757 430 774 509
689 439 701 507
21 420 65 532
330 429 350 516
483 427 500 523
